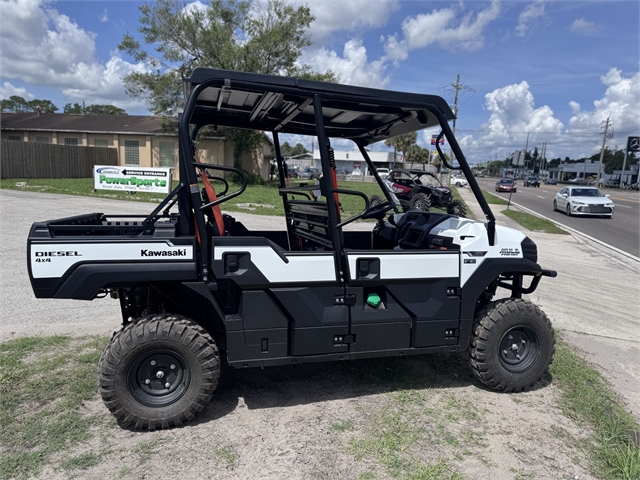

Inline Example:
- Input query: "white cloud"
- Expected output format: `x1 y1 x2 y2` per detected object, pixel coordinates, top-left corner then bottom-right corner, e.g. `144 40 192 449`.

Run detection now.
287 0 399 44
0 0 149 112
459 69 640 162
567 69 640 152
570 18 598 35
459 80 564 161
383 1 501 61
301 39 389 88
515 1 545 37
0 82 35 100
99 9 108 23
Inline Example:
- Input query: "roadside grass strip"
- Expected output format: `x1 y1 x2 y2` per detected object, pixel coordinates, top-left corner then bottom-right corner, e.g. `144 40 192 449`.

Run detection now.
0 335 109 480
501 209 570 235
550 340 640 480
481 190 510 205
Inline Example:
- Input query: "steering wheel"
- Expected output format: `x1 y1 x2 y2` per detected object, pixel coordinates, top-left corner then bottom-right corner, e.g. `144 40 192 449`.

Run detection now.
361 201 395 220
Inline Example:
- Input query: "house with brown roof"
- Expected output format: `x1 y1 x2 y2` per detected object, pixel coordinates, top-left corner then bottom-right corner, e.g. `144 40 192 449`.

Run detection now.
1 112 270 179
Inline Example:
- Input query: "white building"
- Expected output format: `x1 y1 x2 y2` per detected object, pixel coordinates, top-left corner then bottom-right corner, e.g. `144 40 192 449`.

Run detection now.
312 149 397 174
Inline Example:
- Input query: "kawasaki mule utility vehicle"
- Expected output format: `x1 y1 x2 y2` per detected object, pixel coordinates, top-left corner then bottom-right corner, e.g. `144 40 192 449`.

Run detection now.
27 68 557 430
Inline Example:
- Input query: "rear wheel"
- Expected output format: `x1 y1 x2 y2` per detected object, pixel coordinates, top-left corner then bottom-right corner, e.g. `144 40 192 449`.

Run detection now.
99 314 220 430
468 299 555 392
446 199 467 217
409 192 431 211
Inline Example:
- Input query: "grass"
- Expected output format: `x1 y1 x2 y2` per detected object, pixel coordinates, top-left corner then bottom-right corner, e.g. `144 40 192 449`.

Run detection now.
481 190 510 205
1 177 389 219
550 341 640 480
0 335 109 480
211 445 238 468
501 209 569 234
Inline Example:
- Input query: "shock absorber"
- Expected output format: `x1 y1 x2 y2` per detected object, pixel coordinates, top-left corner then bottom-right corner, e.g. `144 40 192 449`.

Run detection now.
327 143 341 218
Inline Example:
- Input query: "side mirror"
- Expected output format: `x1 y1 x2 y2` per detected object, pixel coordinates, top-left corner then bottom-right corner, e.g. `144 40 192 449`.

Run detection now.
605 194 610 198
561 193 568 198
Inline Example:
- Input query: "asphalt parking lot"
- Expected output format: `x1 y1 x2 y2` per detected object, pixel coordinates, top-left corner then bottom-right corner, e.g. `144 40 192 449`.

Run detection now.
1 187 638 419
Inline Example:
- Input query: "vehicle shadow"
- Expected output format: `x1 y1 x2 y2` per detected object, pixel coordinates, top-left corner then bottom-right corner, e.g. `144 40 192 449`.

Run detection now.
196 353 480 424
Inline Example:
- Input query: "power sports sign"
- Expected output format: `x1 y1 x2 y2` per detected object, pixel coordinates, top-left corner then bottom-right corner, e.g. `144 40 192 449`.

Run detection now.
94 166 172 194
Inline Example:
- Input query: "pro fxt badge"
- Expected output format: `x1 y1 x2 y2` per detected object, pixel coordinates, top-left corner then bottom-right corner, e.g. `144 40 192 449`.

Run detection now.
499 248 520 256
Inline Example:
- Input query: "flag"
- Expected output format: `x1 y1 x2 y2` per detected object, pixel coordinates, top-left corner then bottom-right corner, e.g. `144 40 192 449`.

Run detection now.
431 135 445 146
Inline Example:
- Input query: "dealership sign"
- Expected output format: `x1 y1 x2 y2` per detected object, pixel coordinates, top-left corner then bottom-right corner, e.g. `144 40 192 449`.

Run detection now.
94 166 172 194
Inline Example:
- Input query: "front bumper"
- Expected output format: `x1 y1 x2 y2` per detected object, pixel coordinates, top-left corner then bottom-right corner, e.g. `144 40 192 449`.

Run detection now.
570 204 614 215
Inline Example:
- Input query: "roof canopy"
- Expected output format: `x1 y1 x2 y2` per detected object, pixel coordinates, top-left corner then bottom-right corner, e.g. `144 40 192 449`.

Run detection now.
183 68 455 146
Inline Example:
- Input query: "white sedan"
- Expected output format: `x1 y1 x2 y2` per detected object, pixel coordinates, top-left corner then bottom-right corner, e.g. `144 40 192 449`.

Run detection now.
553 186 615 218
450 176 468 187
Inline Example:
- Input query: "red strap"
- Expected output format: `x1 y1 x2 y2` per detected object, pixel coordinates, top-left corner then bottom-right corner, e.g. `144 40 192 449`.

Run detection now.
199 169 225 237
330 169 341 221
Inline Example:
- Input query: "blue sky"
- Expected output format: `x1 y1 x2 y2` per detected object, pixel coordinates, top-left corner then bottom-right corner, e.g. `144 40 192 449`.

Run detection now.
1 0 638 164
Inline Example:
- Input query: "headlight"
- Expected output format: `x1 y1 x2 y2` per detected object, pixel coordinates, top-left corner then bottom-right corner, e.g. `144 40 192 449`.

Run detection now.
573 201 585 205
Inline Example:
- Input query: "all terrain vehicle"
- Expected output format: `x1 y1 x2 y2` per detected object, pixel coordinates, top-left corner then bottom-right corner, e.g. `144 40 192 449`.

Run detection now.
27 68 557 430
372 169 467 217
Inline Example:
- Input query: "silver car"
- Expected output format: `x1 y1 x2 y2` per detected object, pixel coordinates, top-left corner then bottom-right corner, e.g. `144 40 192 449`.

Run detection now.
553 186 615 218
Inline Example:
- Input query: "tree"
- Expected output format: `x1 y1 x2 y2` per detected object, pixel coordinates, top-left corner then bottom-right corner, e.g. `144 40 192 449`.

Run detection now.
1 96 58 113
64 103 127 115
405 144 430 169
384 132 418 166
119 0 335 168
280 141 308 158
119 0 335 116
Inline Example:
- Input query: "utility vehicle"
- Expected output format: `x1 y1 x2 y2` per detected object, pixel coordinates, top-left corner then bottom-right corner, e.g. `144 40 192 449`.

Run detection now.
375 168 467 216
27 68 557 430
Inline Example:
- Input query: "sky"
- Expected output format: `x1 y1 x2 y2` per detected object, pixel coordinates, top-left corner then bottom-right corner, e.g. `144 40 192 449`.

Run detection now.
1 0 638 164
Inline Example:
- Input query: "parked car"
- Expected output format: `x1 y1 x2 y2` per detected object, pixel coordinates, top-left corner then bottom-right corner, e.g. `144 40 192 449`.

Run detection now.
524 176 540 188
350 168 363 177
450 176 468 187
299 167 321 179
553 186 615 218
495 178 517 193
544 178 557 185
376 168 390 178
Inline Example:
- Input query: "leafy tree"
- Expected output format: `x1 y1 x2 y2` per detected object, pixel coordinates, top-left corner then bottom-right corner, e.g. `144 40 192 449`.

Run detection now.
1 96 58 113
405 144 429 169
280 141 308 158
384 132 418 166
119 0 335 168
64 103 127 115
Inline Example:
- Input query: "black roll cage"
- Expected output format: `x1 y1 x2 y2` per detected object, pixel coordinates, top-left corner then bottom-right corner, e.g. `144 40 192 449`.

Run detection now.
175 70 497 282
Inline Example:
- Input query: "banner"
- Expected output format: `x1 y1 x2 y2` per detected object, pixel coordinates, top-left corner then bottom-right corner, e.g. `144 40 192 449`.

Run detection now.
94 166 172 194
431 135 445 146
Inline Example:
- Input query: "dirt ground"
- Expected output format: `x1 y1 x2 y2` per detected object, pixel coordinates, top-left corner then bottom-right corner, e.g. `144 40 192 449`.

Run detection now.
33 353 596 480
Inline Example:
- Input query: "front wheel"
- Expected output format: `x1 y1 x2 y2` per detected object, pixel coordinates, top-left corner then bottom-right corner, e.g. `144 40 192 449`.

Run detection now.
468 299 555 392
446 199 467 217
566 204 572 216
409 192 431 211
552 200 557 211
99 314 220 430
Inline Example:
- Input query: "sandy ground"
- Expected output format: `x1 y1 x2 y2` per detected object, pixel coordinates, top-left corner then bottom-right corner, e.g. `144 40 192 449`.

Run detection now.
1 188 637 479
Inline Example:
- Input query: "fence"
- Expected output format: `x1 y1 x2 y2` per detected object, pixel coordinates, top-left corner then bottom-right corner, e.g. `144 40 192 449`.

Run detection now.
1 140 118 179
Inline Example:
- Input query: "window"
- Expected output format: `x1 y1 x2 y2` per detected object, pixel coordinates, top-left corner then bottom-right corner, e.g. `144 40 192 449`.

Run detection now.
36 136 49 143
94 139 108 148
64 138 78 146
124 140 140 165
159 141 175 167
8 135 21 141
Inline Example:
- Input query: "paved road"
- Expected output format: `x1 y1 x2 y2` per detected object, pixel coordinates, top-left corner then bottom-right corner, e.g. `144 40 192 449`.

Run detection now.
1 188 639 418
474 178 640 257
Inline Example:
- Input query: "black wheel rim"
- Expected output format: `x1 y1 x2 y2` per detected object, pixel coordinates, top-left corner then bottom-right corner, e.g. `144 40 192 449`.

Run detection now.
498 326 540 373
128 349 191 407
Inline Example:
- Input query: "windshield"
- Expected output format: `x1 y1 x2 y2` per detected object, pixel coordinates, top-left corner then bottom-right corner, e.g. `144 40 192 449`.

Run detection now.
500 179 513 184
571 188 604 197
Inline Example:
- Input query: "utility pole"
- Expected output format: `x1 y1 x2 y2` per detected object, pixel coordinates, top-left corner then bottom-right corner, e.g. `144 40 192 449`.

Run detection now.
595 114 613 187
523 133 529 177
442 75 474 167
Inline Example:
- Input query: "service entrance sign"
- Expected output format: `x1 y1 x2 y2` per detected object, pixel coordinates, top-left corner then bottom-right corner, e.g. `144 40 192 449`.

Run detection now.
94 166 172 194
